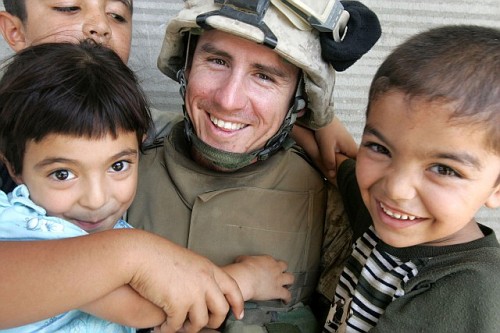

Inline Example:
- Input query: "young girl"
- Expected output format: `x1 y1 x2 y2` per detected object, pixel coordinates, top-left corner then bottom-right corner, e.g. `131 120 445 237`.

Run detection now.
0 39 167 332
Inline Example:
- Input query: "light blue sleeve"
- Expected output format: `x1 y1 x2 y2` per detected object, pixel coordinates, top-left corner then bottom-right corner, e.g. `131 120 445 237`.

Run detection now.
0 185 136 333
0 310 135 333
0 185 87 241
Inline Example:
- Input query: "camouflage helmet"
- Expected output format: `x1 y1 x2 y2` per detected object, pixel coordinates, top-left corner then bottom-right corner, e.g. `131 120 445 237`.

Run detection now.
157 0 350 129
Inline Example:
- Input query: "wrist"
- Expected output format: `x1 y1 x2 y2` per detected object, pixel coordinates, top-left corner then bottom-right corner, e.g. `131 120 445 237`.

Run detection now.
223 263 254 301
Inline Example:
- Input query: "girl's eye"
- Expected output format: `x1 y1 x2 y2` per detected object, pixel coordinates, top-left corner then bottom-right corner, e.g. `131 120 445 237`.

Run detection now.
430 164 461 177
363 141 391 157
49 169 75 181
110 161 130 173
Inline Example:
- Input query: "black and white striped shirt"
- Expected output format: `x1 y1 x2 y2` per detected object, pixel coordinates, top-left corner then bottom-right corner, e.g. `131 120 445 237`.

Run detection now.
324 226 420 332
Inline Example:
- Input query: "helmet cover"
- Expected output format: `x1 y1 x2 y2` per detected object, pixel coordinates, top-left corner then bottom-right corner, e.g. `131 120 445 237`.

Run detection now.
158 0 338 129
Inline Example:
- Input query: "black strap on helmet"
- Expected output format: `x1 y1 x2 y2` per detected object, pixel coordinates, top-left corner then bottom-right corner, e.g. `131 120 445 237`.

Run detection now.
196 0 278 49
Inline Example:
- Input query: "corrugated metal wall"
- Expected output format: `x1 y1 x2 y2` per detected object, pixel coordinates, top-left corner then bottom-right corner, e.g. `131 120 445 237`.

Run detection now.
0 1 498 235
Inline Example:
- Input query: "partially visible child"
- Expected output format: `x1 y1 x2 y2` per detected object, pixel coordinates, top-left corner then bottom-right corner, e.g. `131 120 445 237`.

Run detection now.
0 0 133 62
323 25 500 332
0 39 164 332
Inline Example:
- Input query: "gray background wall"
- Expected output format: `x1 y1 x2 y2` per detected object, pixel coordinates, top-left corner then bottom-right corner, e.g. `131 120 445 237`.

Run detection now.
0 1 498 237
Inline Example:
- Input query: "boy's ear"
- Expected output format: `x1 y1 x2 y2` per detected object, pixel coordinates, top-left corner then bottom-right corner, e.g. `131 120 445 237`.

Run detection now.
484 182 500 209
0 11 28 52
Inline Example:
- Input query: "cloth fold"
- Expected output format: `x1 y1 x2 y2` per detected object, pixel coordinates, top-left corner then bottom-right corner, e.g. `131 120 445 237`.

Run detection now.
320 1 382 71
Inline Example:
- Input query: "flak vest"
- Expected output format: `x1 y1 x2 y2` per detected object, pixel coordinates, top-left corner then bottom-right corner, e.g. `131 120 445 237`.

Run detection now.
128 123 327 306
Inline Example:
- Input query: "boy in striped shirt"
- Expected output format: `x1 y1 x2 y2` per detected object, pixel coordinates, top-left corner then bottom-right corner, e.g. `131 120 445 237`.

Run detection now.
323 25 500 332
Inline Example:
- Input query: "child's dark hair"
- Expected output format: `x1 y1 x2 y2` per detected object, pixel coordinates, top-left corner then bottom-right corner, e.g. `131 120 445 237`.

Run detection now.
0 39 152 175
368 25 500 153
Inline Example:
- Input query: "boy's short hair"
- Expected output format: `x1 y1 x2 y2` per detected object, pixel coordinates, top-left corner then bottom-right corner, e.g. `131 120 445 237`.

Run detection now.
3 0 26 21
368 25 500 153
0 39 152 175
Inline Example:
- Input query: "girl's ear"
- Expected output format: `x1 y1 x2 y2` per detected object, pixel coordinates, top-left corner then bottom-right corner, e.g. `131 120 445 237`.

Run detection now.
484 182 500 209
0 11 28 52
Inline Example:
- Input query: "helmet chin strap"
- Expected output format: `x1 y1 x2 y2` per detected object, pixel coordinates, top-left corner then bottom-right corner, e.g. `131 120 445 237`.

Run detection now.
177 69 304 171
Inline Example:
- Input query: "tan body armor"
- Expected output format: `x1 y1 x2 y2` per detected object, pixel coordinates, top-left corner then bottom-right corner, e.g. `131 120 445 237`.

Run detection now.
128 123 327 305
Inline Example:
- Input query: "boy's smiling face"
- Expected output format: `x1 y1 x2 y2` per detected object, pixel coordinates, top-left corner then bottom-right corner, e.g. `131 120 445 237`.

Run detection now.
356 90 500 248
4 0 132 62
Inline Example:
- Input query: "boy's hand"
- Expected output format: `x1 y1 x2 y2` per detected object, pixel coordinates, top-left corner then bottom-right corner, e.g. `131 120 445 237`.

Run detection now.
315 117 358 171
224 255 294 303
292 117 357 184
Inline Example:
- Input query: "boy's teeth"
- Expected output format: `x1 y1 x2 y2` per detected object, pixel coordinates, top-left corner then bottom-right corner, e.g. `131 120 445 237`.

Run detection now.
380 202 417 221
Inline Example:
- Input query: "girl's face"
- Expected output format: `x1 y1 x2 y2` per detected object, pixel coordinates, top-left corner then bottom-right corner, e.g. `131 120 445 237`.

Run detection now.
356 90 500 248
17 131 139 233
14 0 132 62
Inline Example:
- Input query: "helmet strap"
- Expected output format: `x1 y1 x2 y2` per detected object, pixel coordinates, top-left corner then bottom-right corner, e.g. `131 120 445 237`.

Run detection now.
196 0 278 49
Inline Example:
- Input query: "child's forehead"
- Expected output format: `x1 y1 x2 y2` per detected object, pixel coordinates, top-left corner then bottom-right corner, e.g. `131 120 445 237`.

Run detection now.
370 91 456 123
380 91 498 153
367 91 495 154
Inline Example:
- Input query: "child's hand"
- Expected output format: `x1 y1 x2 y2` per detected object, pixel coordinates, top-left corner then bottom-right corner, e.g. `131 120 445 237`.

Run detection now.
315 117 357 171
127 231 244 333
224 255 294 303
292 117 357 184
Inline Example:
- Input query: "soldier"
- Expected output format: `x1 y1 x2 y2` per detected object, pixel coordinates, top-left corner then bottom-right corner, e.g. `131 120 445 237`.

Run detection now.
128 1 380 332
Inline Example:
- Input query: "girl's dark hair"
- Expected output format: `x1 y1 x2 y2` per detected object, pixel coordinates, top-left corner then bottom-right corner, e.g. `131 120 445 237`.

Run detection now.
368 25 500 153
0 39 152 175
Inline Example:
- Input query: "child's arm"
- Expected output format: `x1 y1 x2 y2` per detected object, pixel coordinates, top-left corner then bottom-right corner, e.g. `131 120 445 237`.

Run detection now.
0 229 244 332
79 285 165 329
223 255 295 303
291 117 357 184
